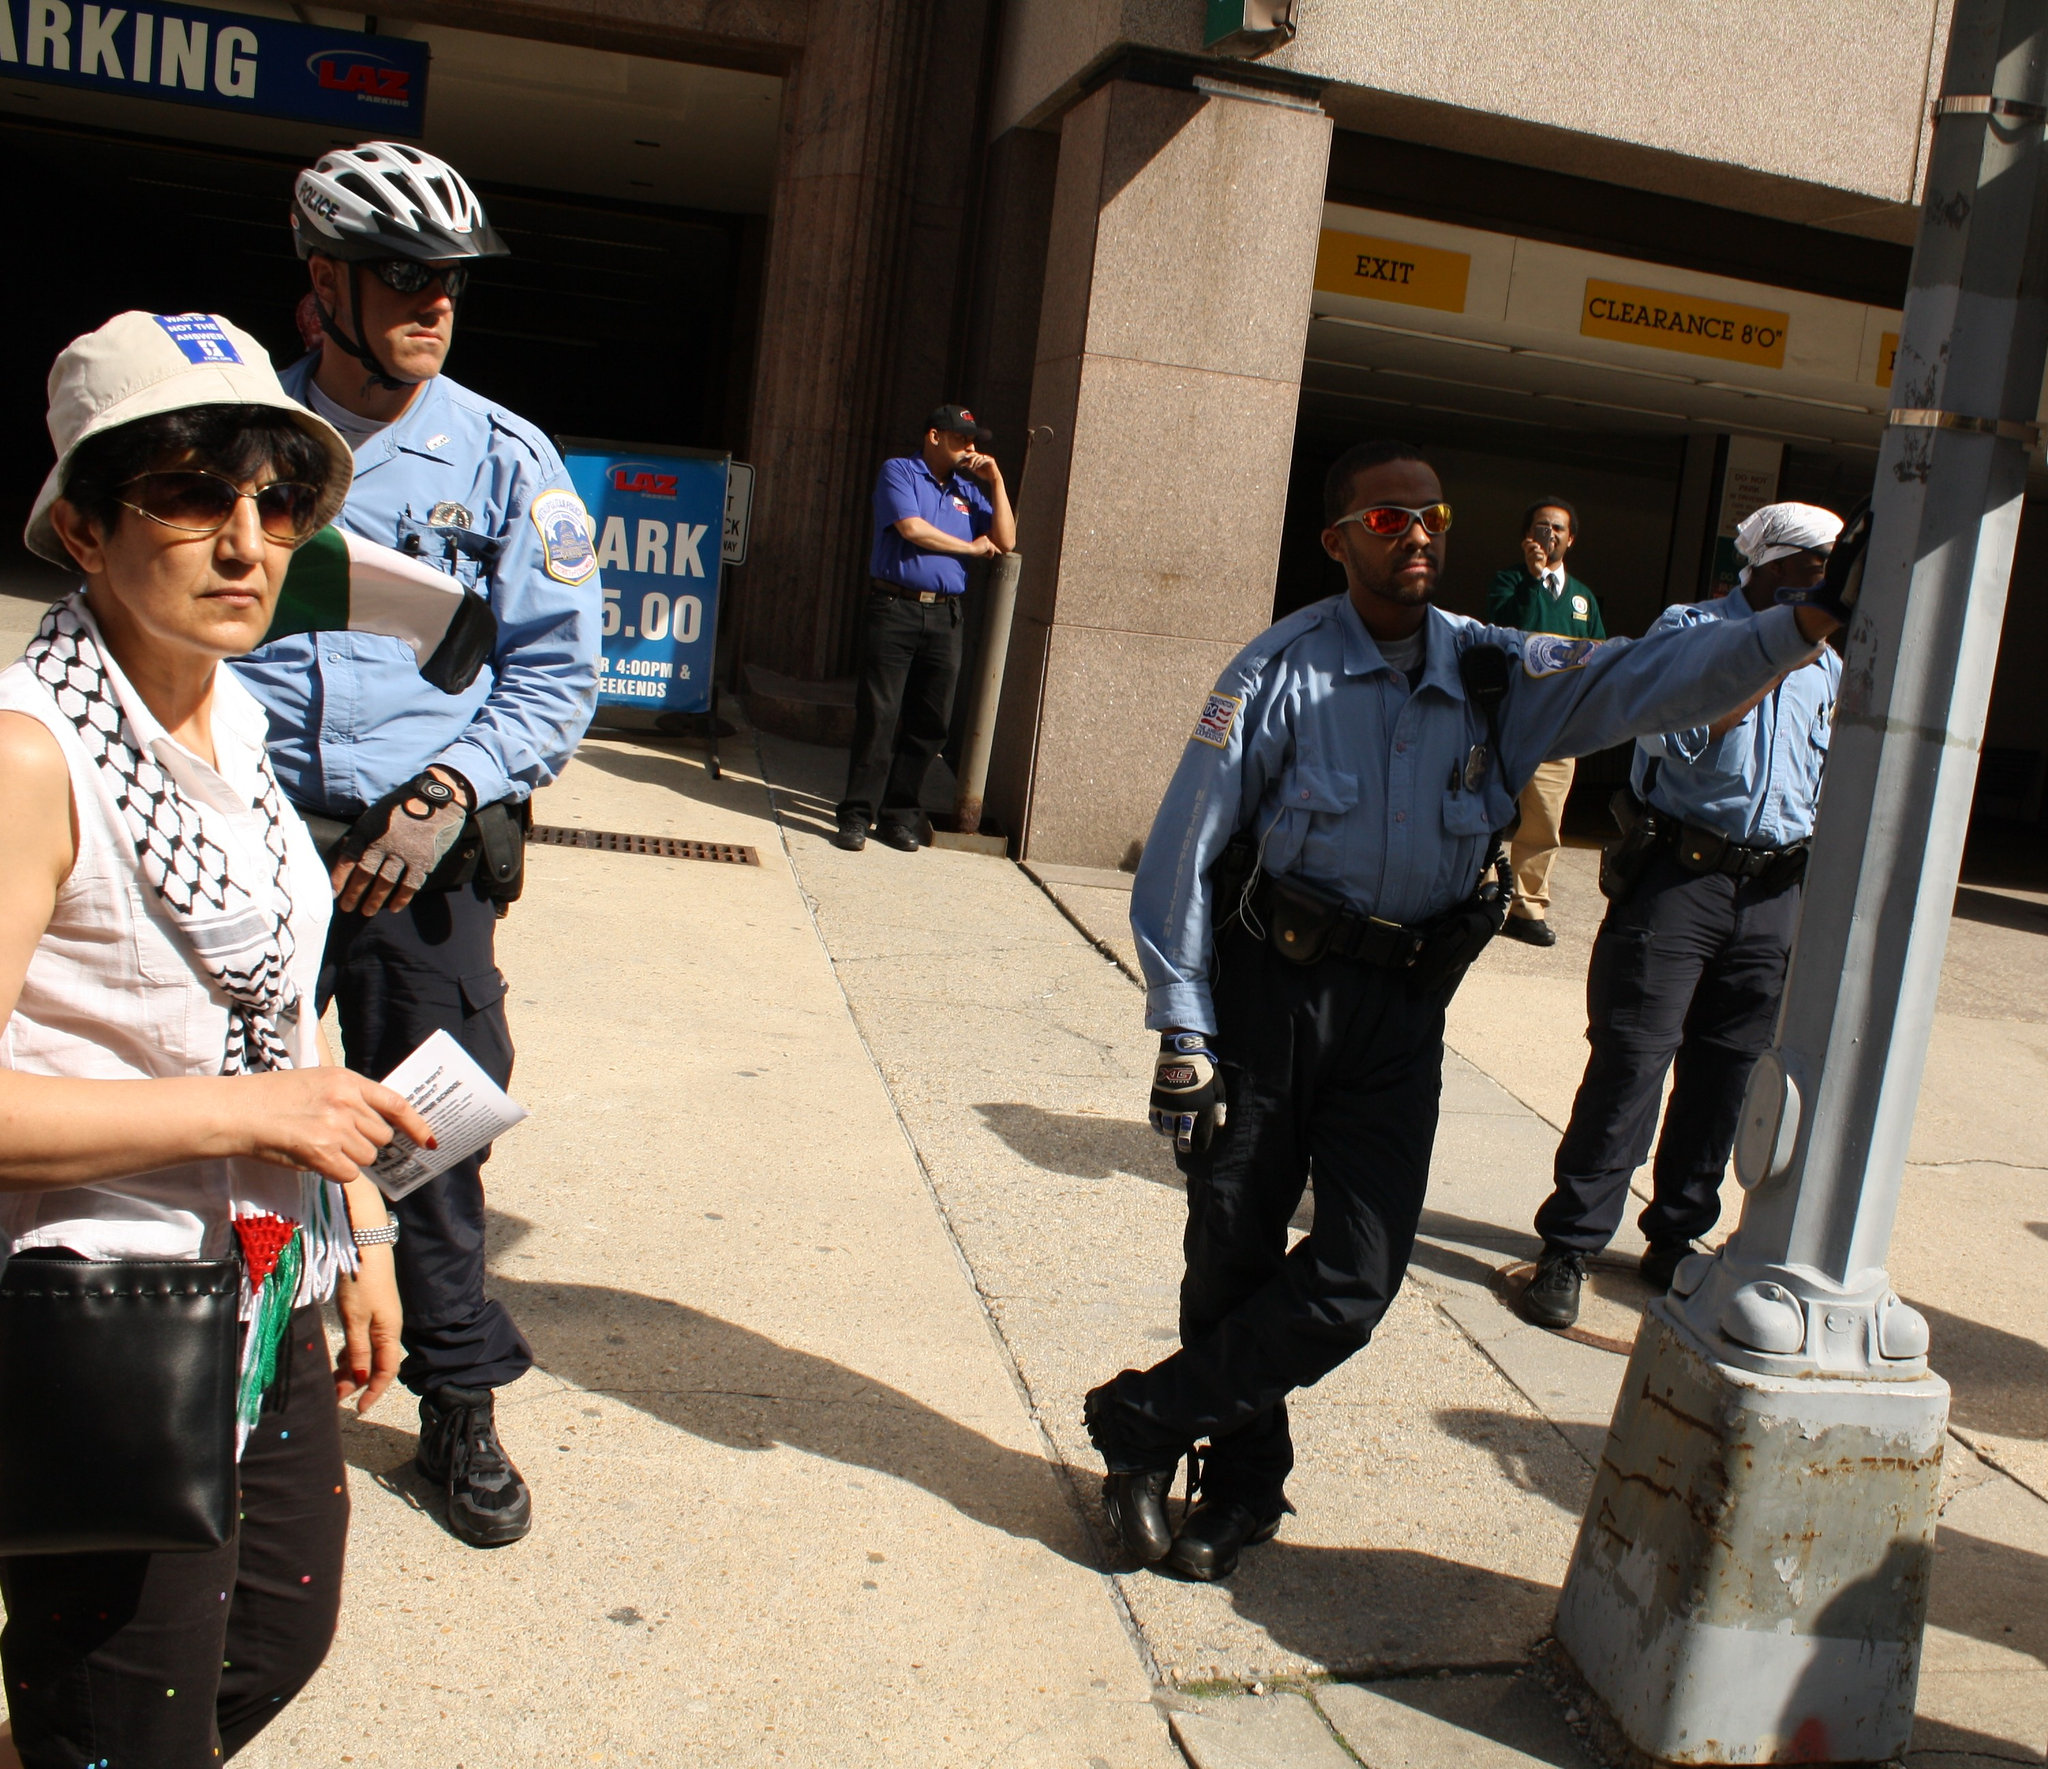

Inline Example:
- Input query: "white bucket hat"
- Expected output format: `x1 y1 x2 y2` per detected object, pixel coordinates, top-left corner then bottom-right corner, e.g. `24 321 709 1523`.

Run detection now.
26 310 353 566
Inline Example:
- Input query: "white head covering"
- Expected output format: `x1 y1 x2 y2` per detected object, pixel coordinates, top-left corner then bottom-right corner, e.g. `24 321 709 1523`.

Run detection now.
26 310 352 566
1732 501 1843 584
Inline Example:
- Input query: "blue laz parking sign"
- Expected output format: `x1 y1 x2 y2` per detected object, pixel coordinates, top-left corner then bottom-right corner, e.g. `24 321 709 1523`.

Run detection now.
561 441 728 718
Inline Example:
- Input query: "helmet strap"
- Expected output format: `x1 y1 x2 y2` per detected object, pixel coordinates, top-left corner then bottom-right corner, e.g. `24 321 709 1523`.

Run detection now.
313 262 411 394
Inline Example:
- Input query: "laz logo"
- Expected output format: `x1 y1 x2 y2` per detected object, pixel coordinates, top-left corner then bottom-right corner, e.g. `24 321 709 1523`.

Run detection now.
609 465 679 497
308 52 412 99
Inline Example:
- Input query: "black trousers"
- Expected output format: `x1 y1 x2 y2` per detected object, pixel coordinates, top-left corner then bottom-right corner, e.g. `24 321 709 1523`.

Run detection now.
1099 925 1448 1509
319 880 532 1395
0 1308 349 1766
1534 850 1802 1255
836 590 964 831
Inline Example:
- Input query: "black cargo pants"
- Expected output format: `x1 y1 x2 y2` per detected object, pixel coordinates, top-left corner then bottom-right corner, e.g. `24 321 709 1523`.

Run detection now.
319 878 533 1396
836 589 964 835
1534 849 1801 1255
1095 921 1449 1510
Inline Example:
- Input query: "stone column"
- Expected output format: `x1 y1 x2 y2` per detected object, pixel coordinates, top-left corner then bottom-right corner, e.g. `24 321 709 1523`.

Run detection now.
736 0 931 685
985 74 1331 866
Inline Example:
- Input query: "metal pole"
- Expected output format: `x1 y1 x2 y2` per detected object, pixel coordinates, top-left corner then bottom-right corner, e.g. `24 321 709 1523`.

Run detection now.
954 425 1052 837
1554 5 2048 1760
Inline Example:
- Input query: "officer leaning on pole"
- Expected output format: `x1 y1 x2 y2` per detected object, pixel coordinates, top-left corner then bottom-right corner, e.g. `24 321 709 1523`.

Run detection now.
232 143 601 1548
1486 498 1606 949
1083 442 1844 1583
1519 501 1843 1332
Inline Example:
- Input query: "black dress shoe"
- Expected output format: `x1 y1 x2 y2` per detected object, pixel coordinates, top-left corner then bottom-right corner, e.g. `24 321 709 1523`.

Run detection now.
874 821 921 852
1102 1467 1178 1565
830 822 867 851
418 1385 532 1548
1522 1246 1586 1329
1163 1498 1285 1582
1640 1241 1698 1293
1083 1381 1179 1565
1501 915 1558 947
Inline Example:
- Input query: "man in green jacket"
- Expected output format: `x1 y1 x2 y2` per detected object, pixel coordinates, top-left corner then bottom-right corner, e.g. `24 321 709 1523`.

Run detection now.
1486 498 1605 947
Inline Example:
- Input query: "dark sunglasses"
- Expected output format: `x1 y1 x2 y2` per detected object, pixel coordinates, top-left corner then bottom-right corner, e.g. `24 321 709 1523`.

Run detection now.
368 258 469 300
1335 501 1454 538
117 471 322 543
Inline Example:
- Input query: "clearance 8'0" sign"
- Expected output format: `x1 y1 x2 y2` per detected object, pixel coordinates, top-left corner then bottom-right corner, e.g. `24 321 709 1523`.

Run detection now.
1580 278 1790 370
0 2 430 134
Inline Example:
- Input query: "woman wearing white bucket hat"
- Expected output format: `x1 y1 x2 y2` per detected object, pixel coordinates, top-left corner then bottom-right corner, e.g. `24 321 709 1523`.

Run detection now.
0 311 433 1768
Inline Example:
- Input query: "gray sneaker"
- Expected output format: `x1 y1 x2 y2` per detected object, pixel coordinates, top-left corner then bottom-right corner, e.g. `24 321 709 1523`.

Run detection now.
1522 1247 1586 1329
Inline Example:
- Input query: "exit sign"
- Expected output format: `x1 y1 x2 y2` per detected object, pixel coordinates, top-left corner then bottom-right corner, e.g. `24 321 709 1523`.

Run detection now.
1205 0 1298 54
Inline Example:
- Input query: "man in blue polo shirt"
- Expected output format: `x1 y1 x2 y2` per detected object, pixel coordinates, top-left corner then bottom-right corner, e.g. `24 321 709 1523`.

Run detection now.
833 404 1015 851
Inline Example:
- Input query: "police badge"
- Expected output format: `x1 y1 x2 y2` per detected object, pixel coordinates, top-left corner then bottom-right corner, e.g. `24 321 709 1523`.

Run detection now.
530 489 598 585
428 500 474 529
1522 633 1599 677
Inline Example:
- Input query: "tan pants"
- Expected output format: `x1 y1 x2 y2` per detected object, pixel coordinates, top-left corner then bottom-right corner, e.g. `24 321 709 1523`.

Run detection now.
1509 758 1575 920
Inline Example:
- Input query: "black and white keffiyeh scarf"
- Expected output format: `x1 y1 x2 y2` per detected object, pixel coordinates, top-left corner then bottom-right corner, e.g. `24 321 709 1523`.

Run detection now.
26 597 300 1076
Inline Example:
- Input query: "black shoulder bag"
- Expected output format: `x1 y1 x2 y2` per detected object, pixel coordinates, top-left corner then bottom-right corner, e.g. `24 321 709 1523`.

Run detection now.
0 1251 240 1555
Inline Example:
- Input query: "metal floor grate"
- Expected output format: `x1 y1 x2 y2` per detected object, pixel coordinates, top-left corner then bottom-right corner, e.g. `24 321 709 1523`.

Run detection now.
529 825 760 865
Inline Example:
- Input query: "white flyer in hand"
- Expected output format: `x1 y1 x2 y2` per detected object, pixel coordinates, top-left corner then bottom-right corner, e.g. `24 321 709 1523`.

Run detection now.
367 1029 529 1200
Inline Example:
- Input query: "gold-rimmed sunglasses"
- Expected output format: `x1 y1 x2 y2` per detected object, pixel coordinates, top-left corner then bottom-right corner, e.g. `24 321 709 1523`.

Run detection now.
116 471 322 544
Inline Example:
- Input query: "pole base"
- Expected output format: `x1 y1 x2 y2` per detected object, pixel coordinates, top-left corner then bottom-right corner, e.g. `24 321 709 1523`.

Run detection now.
1555 1302 1948 1764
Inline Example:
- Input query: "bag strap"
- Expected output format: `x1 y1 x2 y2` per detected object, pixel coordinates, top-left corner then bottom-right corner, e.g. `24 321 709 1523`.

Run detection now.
1457 642 1520 870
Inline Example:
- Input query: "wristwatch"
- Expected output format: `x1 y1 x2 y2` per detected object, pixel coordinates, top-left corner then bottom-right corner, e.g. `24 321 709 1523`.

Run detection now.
352 1221 400 1248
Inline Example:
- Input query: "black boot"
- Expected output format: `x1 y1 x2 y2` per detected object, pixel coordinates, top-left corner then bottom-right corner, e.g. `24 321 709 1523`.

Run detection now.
1640 1241 1699 1293
417 1385 532 1547
1164 1497 1288 1582
1522 1246 1586 1329
1083 1379 1179 1565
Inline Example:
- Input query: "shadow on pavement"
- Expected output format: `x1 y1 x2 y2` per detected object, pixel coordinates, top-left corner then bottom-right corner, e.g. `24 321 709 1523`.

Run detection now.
1930 1527 2048 1670
479 1267 1098 1567
973 1101 1316 1232
565 736 733 803
1952 885 2048 936
1195 1540 1566 1676
1433 1408 1595 1514
1916 1300 2048 1442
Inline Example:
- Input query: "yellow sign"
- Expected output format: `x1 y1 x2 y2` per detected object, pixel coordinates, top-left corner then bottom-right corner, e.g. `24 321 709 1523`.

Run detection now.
1876 331 1899 388
1580 278 1789 368
1314 230 1470 314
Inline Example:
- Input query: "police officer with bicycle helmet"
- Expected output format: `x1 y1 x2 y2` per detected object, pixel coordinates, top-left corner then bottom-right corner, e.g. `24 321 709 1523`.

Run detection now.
233 142 601 1548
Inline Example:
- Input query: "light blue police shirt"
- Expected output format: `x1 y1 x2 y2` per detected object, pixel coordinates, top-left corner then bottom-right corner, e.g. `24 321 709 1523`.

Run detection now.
230 358 601 814
1131 592 1820 1034
1630 592 1839 849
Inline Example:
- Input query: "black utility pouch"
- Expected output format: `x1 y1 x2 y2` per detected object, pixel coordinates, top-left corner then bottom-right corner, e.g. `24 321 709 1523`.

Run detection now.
1263 873 1341 965
474 799 529 905
1599 789 1659 902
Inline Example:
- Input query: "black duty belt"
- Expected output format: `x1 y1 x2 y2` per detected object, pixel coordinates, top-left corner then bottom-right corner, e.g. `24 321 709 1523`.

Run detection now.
872 578 957 605
1249 871 1431 970
1655 816 1808 883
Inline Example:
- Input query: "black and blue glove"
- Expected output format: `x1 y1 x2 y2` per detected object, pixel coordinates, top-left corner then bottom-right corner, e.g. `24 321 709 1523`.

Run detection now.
1150 1032 1226 1155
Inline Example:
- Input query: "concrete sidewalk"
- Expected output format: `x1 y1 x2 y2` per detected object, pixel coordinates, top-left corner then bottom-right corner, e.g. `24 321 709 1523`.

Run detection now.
240 726 1177 1768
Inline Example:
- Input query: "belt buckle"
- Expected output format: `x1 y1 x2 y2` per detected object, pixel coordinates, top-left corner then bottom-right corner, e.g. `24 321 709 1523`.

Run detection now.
918 590 938 604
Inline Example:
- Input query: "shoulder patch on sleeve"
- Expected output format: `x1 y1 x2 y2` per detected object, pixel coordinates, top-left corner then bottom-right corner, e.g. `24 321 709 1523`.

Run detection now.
531 489 598 585
1192 690 1242 748
1522 634 1600 677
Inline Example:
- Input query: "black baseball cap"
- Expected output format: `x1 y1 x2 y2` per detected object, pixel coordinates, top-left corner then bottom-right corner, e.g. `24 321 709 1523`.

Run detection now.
926 403 992 443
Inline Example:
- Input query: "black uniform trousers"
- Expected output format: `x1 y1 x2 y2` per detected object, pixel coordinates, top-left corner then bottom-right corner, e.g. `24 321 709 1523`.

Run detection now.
836 590 964 834
1100 922 1449 1510
1533 849 1802 1255
319 879 532 1396
0 1309 348 1767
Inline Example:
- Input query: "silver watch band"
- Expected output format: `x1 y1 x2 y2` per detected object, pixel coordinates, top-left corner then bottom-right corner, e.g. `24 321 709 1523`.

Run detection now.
352 1221 400 1248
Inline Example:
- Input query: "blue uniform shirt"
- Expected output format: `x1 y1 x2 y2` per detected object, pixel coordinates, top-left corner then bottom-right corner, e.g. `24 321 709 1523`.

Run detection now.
1131 592 1821 1034
1631 592 1839 847
868 456 993 596
230 359 601 814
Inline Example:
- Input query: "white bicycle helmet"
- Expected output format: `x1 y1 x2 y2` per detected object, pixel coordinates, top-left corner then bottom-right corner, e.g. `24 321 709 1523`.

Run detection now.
291 141 507 263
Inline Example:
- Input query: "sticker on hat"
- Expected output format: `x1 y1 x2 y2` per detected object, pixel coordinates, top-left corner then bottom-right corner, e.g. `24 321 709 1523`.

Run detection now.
153 314 244 367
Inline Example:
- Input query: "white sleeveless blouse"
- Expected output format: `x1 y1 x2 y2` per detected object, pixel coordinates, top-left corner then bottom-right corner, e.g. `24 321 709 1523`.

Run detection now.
0 627 345 1298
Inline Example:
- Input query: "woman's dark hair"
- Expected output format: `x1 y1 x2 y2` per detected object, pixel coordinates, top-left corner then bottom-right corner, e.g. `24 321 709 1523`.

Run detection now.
61 405 332 535
1323 439 1427 524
